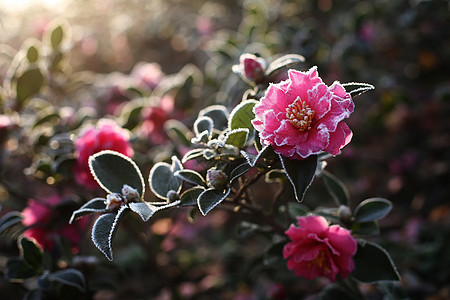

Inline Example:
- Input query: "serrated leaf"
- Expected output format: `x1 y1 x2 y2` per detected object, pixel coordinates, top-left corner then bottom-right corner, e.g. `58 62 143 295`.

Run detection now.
342 82 375 97
354 198 392 223
47 268 86 292
223 128 249 148
193 116 213 137
228 100 257 143
181 148 204 163
321 170 350 206
0 211 23 235
148 156 183 200
89 150 145 199
5 258 36 280
265 54 305 76
198 105 229 131
69 198 107 223
352 240 401 283
91 206 127 261
279 154 318 202
128 200 180 222
175 169 206 186
198 188 231 216
180 187 205 206
15 67 44 104
229 162 253 184
19 237 42 269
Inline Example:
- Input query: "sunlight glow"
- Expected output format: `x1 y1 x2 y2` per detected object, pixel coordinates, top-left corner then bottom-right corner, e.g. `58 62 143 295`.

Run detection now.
0 0 68 12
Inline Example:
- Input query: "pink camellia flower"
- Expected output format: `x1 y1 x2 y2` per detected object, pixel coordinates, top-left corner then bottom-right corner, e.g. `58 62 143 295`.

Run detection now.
73 119 134 189
283 215 357 282
130 62 164 90
252 67 354 159
22 195 89 252
233 53 266 84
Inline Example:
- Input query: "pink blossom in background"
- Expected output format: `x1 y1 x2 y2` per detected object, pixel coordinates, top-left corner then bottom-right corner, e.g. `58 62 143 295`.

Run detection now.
283 215 357 282
22 195 88 252
73 119 134 189
130 62 164 90
252 67 354 159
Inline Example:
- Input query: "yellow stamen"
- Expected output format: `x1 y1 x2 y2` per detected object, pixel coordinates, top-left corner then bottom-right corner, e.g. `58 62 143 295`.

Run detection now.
286 97 315 131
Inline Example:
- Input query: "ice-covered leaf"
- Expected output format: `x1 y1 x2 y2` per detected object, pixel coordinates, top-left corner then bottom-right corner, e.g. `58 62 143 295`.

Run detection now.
175 169 206 186
198 188 231 216
265 54 305 76
279 154 318 202
223 128 249 149
342 82 375 97
47 269 86 292
228 100 258 142
181 148 204 163
129 201 180 222
193 116 213 137
19 237 42 269
89 150 145 198
229 162 253 184
69 198 107 223
180 187 205 207
91 206 127 261
149 156 183 200
198 105 229 131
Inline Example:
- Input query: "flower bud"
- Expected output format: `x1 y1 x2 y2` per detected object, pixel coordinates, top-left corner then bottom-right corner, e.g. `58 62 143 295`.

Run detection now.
206 168 228 190
337 205 352 223
105 193 125 210
236 53 266 84
122 184 140 202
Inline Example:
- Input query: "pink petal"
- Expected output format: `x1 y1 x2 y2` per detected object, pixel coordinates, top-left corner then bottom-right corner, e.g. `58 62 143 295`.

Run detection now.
327 225 357 255
324 122 353 156
296 215 329 234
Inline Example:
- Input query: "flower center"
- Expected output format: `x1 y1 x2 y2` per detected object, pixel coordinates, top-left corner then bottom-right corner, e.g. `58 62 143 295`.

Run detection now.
285 97 315 131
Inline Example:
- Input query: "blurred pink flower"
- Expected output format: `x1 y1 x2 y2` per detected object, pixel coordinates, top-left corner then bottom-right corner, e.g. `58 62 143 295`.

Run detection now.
131 62 164 90
283 215 357 282
140 95 177 144
252 67 354 159
22 195 88 252
73 119 134 189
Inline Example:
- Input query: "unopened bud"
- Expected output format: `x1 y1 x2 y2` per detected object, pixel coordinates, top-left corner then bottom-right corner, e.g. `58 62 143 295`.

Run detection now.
337 205 352 223
206 169 228 190
122 184 140 202
105 193 125 210
236 53 266 84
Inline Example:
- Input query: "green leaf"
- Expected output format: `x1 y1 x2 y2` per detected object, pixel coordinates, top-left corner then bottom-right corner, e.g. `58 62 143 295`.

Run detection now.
91 206 127 261
321 170 350 206
175 169 206 186
223 128 249 148
241 145 274 167
19 237 42 269
198 188 231 216
181 148 204 163
5 258 36 280
89 150 145 199
342 82 375 97
352 240 401 283
354 198 392 223
26 45 39 63
180 187 205 206
228 100 258 142
198 105 229 131
148 156 183 200
47 269 86 292
287 202 310 219
165 119 192 146
351 221 380 236
69 198 108 223
265 169 286 183
279 154 318 202
50 24 64 49
15 67 44 104
265 54 305 76
119 99 143 130
229 162 253 184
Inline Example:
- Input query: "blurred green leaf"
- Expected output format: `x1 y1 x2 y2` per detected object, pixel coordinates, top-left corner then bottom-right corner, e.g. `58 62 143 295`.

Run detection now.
287 202 310 219
148 156 183 200
19 237 43 270
352 240 400 283
354 198 392 223
5 258 36 280
89 150 145 199
198 105 229 131
50 25 64 49
279 154 317 202
47 268 86 292
321 170 350 206
351 221 380 236
198 188 230 216
26 45 39 63
266 54 305 76
15 67 44 105
0 211 23 235
165 119 192 146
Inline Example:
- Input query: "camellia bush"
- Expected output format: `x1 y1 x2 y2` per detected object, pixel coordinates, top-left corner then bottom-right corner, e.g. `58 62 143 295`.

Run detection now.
4 0 447 297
